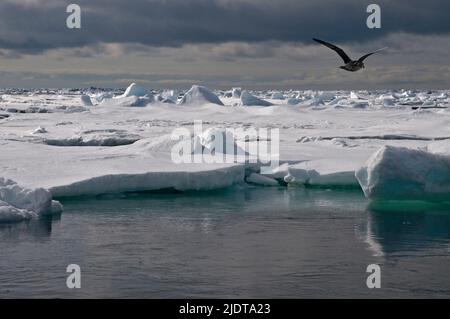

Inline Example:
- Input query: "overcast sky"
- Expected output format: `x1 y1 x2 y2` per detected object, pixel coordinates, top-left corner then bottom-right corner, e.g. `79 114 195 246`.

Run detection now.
0 0 449 89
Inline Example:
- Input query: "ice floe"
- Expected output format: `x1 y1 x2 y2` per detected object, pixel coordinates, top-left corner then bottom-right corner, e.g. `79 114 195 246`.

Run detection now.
246 173 279 186
285 159 359 187
0 178 62 223
356 146 450 201
50 166 245 197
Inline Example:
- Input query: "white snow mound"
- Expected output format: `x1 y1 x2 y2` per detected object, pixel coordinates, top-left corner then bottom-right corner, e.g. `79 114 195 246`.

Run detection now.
120 83 151 98
101 83 153 107
179 85 224 106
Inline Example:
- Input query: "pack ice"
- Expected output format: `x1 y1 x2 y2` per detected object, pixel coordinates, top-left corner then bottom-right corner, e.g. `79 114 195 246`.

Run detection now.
1 84 450 223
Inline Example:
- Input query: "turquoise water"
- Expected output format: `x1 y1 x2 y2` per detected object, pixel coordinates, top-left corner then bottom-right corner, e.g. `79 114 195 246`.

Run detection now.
1 186 450 298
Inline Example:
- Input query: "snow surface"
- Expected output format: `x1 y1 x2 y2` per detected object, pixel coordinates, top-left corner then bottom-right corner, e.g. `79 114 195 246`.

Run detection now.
1 85 450 222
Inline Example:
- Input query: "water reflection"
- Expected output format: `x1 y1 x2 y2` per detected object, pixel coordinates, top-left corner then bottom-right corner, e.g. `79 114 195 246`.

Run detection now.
362 201 450 256
1 187 450 298
0 215 58 242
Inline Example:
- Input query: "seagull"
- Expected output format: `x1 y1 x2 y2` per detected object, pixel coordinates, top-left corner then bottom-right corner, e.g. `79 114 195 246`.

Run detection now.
313 38 387 72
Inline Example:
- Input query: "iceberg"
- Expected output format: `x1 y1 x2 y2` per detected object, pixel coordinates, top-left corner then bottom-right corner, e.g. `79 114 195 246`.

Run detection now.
179 85 224 106
356 146 450 201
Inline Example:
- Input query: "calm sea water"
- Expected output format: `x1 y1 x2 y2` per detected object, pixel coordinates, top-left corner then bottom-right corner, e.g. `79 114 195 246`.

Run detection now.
1 186 450 298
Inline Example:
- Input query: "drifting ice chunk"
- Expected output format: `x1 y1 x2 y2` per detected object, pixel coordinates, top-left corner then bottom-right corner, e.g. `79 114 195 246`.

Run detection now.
356 146 450 201
285 159 359 187
0 200 36 223
246 173 279 186
179 85 224 106
261 163 290 180
239 91 273 106
80 95 93 106
0 177 62 222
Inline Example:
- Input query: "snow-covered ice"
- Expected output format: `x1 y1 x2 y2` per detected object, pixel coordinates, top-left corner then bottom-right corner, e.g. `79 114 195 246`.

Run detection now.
80 95 93 106
356 146 450 201
239 91 273 106
1 85 450 222
284 158 360 187
0 177 62 222
246 173 279 186
100 83 154 107
179 85 224 106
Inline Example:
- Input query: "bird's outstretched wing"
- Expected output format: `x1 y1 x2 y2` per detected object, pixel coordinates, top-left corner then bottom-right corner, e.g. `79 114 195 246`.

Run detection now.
358 47 388 62
313 38 352 64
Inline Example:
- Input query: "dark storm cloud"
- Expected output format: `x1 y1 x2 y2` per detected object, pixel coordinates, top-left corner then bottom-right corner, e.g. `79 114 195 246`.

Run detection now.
0 0 449 54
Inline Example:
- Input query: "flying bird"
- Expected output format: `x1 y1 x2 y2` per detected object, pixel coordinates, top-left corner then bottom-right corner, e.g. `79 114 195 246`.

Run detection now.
313 38 387 72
